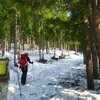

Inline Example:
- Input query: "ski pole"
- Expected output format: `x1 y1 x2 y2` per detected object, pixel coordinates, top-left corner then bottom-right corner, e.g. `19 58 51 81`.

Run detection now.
17 70 22 96
0 87 2 100
32 62 35 82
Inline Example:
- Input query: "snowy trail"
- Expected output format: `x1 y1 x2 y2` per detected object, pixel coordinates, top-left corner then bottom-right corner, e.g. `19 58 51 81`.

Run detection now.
7 51 100 100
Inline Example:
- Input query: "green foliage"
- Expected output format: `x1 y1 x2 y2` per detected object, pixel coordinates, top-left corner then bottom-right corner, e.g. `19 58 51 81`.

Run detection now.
56 11 69 21
0 5 7 18
40 8 53 19
0 20 10 39
0 0 85 47
0 3 10 39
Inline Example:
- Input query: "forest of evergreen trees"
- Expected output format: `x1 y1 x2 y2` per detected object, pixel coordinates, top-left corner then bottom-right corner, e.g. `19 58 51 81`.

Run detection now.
0 0 100 90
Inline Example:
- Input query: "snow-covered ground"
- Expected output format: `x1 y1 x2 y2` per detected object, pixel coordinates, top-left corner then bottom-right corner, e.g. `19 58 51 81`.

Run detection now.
1 49 100 100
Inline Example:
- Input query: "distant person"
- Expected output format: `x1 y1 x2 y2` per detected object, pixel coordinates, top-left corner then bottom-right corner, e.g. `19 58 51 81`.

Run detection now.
16 53 33 85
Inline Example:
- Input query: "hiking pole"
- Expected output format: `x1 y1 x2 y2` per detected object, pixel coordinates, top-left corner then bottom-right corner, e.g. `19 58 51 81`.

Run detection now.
32 62 35 82
0 87 2 100
17 69 22 96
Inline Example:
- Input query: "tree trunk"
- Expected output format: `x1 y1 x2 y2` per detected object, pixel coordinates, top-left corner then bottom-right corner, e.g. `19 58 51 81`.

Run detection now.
83 18 94 90
53 41 56 58
60 32 63 55
89 14 99 79
22 32 25 50
2 39 6 57
46 40 49 54
8 35 11 52
66 43 70 55
14 10 20 65
31 36 34 51
41 34 44 60
91 0 100 69
38 36 41 61
74 43 77 53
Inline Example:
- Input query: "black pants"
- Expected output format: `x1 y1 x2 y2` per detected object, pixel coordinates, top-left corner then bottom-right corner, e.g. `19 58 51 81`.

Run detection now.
21 65 28 85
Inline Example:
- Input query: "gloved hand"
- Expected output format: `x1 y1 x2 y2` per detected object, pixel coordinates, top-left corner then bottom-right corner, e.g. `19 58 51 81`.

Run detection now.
15 63 18 67
31 62 33 64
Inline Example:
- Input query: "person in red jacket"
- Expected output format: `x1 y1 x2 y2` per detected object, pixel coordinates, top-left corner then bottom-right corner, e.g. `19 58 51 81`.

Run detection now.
16 53 33 85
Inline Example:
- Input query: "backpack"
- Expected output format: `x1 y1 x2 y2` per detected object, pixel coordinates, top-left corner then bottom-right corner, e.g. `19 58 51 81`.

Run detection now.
19 54 28 67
